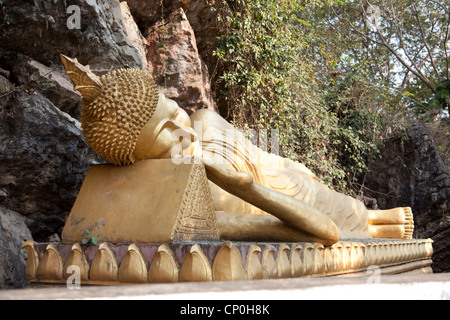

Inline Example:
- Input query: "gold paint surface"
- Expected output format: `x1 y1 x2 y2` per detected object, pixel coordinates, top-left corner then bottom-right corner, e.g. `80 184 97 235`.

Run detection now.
61 56 416 247
118 244 148 284
179 245 212 282
90 243 119 283
62 160 219 243
63 243 89 282
212 242 247 281
148 244 179 283
24 239 434 285
246 245 263 280
22 241 39 282
36 244 64 282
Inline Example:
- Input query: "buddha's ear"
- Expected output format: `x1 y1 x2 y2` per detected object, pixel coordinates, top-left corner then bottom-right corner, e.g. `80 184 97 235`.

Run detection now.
60 54 102 104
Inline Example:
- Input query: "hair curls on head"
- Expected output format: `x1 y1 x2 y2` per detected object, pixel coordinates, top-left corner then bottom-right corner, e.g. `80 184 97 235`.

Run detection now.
61 55 159 165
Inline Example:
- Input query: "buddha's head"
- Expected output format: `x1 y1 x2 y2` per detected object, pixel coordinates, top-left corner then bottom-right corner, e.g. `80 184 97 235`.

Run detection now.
61 55 196 165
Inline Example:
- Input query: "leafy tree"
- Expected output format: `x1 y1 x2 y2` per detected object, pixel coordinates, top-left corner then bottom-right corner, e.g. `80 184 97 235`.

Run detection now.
213 0 389 192
329 0 450 117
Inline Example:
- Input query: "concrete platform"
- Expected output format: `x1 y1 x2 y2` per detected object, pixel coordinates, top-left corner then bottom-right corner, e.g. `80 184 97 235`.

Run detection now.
1 273 450 300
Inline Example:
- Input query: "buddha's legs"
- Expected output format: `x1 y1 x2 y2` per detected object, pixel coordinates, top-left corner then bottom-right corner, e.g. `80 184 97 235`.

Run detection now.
309 178 414 239
368 207 414 239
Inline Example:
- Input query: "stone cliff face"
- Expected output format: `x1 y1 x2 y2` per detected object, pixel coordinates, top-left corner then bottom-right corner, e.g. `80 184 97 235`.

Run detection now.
145 8 217 115
363 122 450 272
1 0 144 74
0 75 96 240
0 0 448 288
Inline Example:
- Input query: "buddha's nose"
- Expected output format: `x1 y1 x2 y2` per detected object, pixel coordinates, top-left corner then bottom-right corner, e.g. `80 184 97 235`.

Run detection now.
180 127 198 148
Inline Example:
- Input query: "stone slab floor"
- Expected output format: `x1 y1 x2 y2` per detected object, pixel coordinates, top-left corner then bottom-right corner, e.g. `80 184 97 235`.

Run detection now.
0 274 449 300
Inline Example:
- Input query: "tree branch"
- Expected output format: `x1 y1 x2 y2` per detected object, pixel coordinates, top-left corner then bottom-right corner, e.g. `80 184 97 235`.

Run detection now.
410 0 442 83
427 0 449 14
403 61 426 88
367 1 434 89
389 0 430 86
444 9 450 79
346 0 436 92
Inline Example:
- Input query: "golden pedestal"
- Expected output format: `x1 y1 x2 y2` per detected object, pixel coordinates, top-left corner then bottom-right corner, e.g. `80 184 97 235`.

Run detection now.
61 160 219 243
23 160 434 285
22 239 433 285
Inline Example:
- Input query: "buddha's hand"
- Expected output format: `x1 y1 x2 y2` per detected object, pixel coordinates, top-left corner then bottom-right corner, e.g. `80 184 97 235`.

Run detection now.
202 157 253 189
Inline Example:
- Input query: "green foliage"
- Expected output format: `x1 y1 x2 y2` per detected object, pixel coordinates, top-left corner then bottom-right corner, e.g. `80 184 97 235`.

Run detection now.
213 0 390 192
328 0 450 119
82 229 98 246
214 0 304 124
429 80 450 115
324 74 390 188
0 0 10 26
212 0 450 192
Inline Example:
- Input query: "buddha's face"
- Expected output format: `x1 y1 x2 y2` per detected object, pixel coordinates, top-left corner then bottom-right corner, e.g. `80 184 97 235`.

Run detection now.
133 94 198 160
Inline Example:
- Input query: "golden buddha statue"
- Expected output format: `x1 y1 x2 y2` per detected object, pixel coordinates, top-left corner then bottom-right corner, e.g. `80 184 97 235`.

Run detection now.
61 55 414 246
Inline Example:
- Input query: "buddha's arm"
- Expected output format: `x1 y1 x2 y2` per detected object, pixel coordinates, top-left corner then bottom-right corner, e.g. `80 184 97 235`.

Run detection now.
203 158 340 245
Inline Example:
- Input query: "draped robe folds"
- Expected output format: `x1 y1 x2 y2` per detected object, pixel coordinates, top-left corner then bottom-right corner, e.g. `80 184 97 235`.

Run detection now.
191 110 371 239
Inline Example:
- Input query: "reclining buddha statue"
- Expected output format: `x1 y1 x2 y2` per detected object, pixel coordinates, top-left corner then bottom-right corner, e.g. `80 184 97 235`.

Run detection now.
61 55 414 246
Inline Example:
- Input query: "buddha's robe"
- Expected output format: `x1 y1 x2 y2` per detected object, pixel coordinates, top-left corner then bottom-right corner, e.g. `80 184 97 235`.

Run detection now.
191 109 370 239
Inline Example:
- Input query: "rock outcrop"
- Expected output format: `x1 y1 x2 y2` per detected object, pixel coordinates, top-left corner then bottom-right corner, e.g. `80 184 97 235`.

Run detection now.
126 0 221 73
0 206 33 289
0 75 99 243
145 8 217 114
0 0 145 74
119 2 148 72
364 122 450 272
11 53 82 119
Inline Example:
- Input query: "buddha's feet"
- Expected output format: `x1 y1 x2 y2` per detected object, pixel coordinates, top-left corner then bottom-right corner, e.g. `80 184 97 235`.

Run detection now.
368 207 414 239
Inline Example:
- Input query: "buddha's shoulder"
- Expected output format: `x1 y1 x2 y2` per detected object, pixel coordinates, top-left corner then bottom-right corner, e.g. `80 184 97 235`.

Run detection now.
191 109 222 122
191 109 238 134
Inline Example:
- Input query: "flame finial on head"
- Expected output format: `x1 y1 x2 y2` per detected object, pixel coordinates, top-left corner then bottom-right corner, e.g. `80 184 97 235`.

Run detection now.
60 54 103 105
